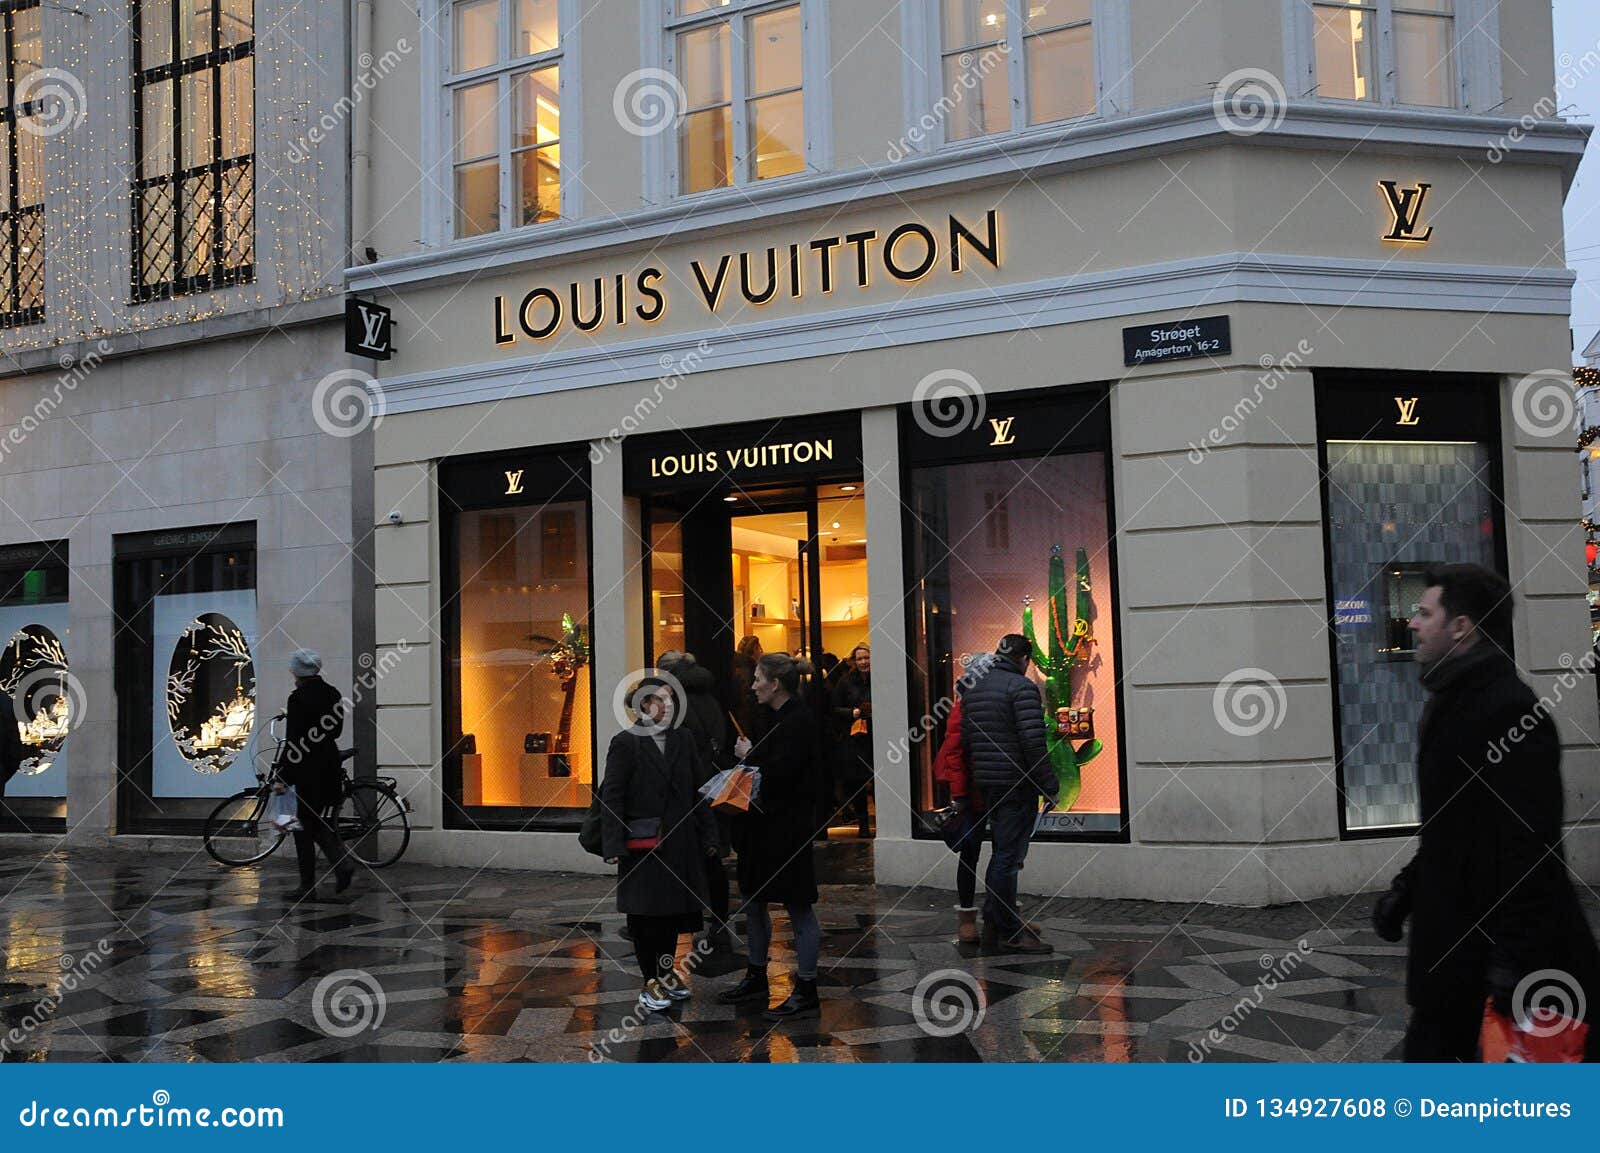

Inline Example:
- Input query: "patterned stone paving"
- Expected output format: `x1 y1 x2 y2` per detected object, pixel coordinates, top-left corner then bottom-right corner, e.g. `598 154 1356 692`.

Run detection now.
4 846 1573 1063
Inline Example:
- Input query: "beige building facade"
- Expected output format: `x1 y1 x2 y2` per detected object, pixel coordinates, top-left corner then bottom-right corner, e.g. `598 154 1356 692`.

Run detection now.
351 0 1597 903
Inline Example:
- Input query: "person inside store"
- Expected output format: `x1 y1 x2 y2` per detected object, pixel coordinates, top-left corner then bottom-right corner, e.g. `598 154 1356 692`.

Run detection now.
277 649 355 901
732 635 764 739
829 643 874 837
1372 563 1600 1061
722 651 824 1021
657 649 734 948
959 633 1058 954
601 676 721 1013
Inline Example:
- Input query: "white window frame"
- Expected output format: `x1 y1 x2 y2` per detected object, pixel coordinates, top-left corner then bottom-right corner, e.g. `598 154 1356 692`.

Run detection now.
425 0 582 245
649 0 830 203
1286 0 1501 113
906 0 1131 154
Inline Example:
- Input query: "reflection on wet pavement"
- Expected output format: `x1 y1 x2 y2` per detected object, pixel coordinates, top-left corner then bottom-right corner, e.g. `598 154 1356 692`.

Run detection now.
0 847 1524 1062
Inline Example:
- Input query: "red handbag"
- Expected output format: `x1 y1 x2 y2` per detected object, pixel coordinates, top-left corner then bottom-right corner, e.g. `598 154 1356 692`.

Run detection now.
1480 997 1589 1062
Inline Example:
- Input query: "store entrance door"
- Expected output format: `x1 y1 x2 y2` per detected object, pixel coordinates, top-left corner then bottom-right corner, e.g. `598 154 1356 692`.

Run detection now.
645 480 874 855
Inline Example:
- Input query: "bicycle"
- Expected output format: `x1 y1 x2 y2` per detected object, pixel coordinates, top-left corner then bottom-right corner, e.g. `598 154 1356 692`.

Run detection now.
202 711 412 869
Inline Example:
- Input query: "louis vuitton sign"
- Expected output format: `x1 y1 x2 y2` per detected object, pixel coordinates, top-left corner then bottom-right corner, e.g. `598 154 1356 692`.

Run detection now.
624 416 862 493
492 210 1003 348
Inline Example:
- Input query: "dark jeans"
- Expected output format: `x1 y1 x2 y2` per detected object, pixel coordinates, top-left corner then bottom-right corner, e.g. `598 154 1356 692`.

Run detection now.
745 901 821 980
291 796 349 888
955 810 990 908
703 854 730 925
981 793 1037 939
627 915 680 984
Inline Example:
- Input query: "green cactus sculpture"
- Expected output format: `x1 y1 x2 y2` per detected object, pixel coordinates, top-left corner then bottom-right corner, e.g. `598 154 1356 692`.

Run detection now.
1021 545 1101 810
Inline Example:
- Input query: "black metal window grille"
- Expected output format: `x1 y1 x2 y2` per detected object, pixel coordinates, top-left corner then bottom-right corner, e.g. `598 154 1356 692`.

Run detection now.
1 0 44 328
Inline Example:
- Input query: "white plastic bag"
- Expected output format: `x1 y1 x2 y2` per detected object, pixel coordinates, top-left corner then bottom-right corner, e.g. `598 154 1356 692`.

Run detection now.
266 786 302 832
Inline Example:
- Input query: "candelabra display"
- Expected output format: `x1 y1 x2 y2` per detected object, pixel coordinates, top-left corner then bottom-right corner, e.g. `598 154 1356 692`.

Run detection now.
1021 545 1102 810
168 614 257 774
0 625 72 776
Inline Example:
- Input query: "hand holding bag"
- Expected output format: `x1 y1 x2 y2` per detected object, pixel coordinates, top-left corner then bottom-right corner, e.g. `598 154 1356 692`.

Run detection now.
265 785 302 832
712 767 757 815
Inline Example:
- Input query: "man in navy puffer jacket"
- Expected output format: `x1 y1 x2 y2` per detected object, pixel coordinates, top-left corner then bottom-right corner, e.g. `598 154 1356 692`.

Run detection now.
959 633 1057 953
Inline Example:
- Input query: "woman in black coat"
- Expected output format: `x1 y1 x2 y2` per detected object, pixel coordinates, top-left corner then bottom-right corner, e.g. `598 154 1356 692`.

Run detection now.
277 650 353 900
720 652 823 1021
600 679 719 1013
658 651 734 941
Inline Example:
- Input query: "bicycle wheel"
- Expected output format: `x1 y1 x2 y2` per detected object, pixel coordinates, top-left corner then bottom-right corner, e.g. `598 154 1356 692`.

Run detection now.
337 781 410 868
203 788 287 866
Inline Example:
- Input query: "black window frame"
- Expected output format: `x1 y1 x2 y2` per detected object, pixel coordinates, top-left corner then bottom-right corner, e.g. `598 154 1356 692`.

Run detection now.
0 0 44 328
129 0 255 303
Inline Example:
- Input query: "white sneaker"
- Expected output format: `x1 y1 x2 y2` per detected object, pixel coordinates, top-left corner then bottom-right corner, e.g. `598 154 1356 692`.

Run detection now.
638 981 672 1011
662 979 691 1001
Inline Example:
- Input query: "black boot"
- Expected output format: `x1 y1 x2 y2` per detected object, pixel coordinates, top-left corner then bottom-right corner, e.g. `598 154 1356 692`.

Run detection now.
763 977 821 1021
717 965 769 1005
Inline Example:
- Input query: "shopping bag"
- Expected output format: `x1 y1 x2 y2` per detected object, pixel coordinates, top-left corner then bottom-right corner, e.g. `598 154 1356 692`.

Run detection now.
1480 997 1589 1062
265 786 302 833
698 767 737 804
712 767 757 815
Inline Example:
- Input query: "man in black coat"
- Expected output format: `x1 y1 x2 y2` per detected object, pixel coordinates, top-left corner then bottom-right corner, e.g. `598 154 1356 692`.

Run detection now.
0 688 23 802
960 633 1057 954
1373 564 1600 1061
278 649 354 899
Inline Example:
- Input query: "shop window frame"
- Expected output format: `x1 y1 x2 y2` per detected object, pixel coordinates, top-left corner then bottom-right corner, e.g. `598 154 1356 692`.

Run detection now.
1314 371 1509 841
898 381 1130 845
0 0 44 328
0 537 68 834
438 443 597 833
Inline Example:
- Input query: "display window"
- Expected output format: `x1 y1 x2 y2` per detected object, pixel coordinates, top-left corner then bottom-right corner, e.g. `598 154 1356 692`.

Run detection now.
441 447 595 829
0 539 70 832
1316 375 1506 835
903 385 1127 839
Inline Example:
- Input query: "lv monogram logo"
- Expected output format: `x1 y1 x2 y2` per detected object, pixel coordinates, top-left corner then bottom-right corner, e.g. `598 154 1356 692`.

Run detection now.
988 417 1017 447
504 470 525 495
1394 396 1420 426
358 305 387 351
1379 180 1435 244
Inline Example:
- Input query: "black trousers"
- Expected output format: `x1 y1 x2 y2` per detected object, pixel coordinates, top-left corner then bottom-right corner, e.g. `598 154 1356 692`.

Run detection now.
1402 998 1482 1062
703 854 730 925
626 915 680 983
291 796 348 888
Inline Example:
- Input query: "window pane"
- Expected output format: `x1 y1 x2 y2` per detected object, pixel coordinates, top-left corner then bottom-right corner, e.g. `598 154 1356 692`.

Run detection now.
677 0 729 13
514 66 559 148
1394 13 1454 106
943 51 1009 140
142 80 175 176
649 519 686 660
454 79 499 162
220 57 254 159
181 169 215 278
748 89 803 180
515 143 560 224
515 0 558 56
1398 0 1452 10
16 123 42 206
454 0 499 72
0 124 8 206
139 0 174 69
678 24 730 109
13 5 41 87
943 0 1006 50
221 0 253 47
1313 3 1377 101
748 5 801 96
1027 23 1094 124
180 0 212 58
679 105 731 192
1025 0 1091 30
1325 440 1495 831
455 158 499 235
182 70 214 167
454 503 594 813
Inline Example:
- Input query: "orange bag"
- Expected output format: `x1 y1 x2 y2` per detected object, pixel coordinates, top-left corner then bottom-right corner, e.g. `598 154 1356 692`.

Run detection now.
1480 997 1589 1062
712 768 755 815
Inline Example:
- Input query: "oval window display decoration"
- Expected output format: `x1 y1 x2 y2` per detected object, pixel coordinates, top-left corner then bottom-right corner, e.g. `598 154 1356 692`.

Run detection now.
167 613 256 774
0 624 72 776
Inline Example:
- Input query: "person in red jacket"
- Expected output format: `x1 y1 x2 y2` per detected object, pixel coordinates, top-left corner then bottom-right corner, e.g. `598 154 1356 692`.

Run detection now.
933 653 993 944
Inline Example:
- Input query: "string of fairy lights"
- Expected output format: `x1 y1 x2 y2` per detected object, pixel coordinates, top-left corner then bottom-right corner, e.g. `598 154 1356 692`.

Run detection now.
12 0 340 359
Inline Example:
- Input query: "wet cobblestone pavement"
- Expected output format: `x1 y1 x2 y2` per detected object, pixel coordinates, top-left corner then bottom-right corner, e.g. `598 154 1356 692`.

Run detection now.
8 847 1586 1063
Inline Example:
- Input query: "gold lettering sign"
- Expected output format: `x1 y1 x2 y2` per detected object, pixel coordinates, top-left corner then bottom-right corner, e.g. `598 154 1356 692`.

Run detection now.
504 469 525 495
646 439 836 481
1379 181 1434 244
1394 397 1420 426
988 417 1017 446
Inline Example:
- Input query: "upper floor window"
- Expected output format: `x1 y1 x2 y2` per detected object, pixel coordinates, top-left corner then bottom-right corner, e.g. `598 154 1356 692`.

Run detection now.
939 0 1095 141
447 0 562 238
668 0 807 195
1 0 43 327
131 0 255 302
1311 0 1456 108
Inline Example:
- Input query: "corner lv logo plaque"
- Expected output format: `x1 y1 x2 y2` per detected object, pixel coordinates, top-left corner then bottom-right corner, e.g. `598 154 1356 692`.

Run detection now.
504 470 525 495
988 417 1017 447
1395 396 1420 426
1379 181 1434 244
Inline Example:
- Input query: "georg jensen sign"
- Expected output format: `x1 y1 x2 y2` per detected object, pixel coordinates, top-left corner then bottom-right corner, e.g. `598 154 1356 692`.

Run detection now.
491 210 1002 347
